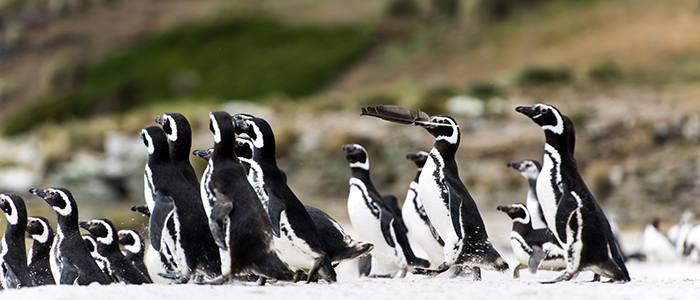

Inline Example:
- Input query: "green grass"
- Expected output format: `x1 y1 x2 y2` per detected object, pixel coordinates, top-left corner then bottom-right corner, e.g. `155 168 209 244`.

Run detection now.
3 17 374 136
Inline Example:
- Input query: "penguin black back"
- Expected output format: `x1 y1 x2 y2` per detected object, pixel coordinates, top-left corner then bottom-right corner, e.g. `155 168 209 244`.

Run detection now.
155 112 200 192
0 193 33 288
26 216 55 285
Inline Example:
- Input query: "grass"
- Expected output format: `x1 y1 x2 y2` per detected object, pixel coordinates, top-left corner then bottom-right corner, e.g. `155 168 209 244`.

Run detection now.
3 17 374 136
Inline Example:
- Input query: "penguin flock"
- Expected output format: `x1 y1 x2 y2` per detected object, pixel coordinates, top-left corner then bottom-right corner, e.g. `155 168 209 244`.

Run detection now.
14 101 700 290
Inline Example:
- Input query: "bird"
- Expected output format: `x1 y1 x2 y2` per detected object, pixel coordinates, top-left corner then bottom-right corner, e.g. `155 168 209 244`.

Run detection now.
640 218 678 263
118 229 150 280
206 111 294 282
0 193 33 289
25 216 55 285
231 113 336 283
28 187 112 285
343 143 430 277
497 203 565 278
155 112 200 192
140 125 222 283
79 219 152 284
516 103 630 282
507 160 547 229
81 234 111 280
401 151 445 268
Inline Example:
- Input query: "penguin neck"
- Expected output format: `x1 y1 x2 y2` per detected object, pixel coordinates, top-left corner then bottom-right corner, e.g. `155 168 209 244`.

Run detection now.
412 169 422 183
168 138 192 163
544 132 578 174
31 239 52 258
527 177 538 190
351 167 381 198
3 221 26 242
512 219 534 233
148 150 172 165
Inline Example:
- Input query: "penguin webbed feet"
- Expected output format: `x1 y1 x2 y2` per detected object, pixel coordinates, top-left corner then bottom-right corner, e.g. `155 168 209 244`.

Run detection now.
158 270 189 284
540 271 575 284
412 262 450 276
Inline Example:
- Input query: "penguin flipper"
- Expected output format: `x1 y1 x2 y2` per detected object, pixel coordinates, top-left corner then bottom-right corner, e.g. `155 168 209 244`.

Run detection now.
59 262 80 285
267 193 286 238
2 262 21 288
555 185 577 245
379 207 396 248
528 246 546 274
150 191 176 252
446 183 464 240
209 198 233 250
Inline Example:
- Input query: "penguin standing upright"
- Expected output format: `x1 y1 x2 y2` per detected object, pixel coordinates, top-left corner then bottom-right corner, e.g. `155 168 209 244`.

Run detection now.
497 203 565 278
79 219 152 284
343 144 430 277
28 187 112 285
226 136 374 266
416 115 508 276
26 216 55 285
516 103 630 282
232 113 336 282
81 234 111 280
507 160 548 229
0 193 33 289
155 112 200 192
401 151 445 268
205 111 294 282
118 229 150 280
140 125 221 282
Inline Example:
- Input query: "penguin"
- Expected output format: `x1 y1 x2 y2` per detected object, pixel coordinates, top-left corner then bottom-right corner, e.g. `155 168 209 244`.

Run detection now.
0 193 33 289
516 103 630 282
496 203 566 279
640 218 678 263
415 115 509 276
118 229 150 280
26 216 55 285
668 210 695 257
682 224 700 262
507 160 548 230
28 187 112 285
401 151 445 268
343 144 430 278
79 219 153 284
229 136 374 267
231 113 336 283
140 125 222 282
205 111 294 282
81 234 111 280
155 112 200 192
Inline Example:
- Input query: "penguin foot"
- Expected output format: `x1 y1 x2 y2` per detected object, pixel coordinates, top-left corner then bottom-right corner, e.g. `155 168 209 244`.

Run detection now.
258 277 267 286
158 271 189 283
196 275 227 285
471 267 481 281
540 272 574 284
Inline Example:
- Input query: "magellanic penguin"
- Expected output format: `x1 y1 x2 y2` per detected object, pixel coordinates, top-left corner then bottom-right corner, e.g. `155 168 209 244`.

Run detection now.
118 229 150 280
496 203 565 278
668 210 695 258
516 103 630 282
343 144 430 278
140 125 222 282
26 216 55 285
205 111 294 282
79 219 153 284
401 151 445 268
416 115 509 275
230 136 374 267
0 193 33 289
640 218 678 263
155 112 200 192
232 113 336 283
28 187 112 285
507 160 548 230
81 234 111 280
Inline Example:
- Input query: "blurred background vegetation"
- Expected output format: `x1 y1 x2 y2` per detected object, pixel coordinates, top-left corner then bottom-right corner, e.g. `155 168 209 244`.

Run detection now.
1 0 700 239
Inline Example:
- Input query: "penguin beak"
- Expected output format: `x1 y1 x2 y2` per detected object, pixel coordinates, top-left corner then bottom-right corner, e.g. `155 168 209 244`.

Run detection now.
154 115 165 125
341 145 355 153
232 115 248 129
496 205 510 213
79 221 90 230
192 149 209 159
506 162 520 169
406 153 418 161
29 188 47 198
515 105 538 118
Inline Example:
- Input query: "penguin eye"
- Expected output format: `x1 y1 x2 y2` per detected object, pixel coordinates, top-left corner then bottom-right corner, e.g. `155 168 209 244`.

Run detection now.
48 190 56 197
540 107 549 114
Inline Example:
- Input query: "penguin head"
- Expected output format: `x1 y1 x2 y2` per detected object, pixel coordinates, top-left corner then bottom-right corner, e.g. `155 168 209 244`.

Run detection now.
209 111 237 148
342 144 369 170
515 104 565 134
420 115 460 145
26 216 52 244
118 229 142 255
192 148 214 161
140 126 170 157
235 136 255 160
29 187 75 217
82 234 98 255
155 112 191 144
231 113 270 150
0 193 25 226
496 203 531 224
406 151 429 169
506 159 541 180
79 218 116 246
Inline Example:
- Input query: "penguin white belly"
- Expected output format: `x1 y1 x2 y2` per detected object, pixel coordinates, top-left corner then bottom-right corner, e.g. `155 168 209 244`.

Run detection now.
244 161 268 212
537 145 560 235
642 224 678 263
50 227 64 284
0 237 9 288
144 245 171 283
143 167 156 212
347 182 404 274
402 184 444 267
539 242 567 270
273 211 319 272
526 189 547 230
199 162 214 219
510 232 532 267
219 216 232 276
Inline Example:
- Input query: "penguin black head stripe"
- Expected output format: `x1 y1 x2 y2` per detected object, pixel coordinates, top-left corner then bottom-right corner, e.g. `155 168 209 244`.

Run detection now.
192 148 213 161
0 194 22 225
26 216 52 244
155 114 179 142
118 229 142 255
140 126 171 158
82 234 98 254
342 144 369 170
515 104 564 134
420 115 460 144
80 219 115 246
28 187 74 217
497 203 530 224
235 136 254 160
231 113 269 150
406 151 429 169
